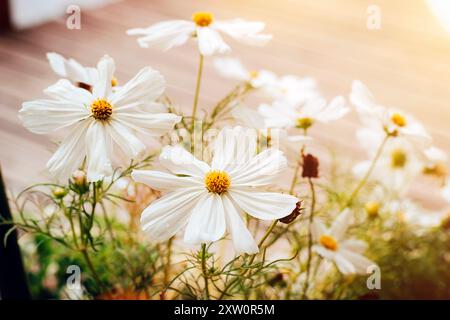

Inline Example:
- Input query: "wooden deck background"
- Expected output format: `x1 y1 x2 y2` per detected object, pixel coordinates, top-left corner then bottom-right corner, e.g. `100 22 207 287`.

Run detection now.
0 0 449 208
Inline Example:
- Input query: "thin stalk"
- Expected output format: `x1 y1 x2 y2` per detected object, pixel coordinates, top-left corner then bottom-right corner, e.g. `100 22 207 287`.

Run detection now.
201 243 210 299
163 236 174 288
344 134 389 208
190 54 204 134
302 177 316 299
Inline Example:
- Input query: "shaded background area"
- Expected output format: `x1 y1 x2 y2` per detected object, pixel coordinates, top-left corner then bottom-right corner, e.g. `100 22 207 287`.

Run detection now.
0 0 449 204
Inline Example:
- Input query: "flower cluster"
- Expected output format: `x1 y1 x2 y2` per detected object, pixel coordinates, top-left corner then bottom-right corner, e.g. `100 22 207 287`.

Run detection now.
13 11 450 300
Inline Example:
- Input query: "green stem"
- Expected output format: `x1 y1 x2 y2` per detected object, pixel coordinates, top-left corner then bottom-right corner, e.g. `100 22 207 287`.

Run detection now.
81 248 105 292
344 134 389 208
201 243 210 299
163 236 174 288
302 177 316 299
190 54 204 135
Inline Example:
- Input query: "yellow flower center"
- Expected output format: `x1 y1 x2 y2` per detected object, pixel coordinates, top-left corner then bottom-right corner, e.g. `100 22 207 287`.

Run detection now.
192 12 214 27
296 117 314 130
319 235 338 251
249 70 259 79
391 113 407 127
91 98 113 121
205 170 230 194
423 164 448 179
365 201 380 217
391 149 407 168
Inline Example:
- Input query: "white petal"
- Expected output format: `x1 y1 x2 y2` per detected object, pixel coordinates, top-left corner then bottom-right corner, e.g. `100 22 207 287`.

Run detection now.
19 99 89 134
47 119 90 181
85 121 113 181
127 20 195 51
330 209 352 241
131 170 202 191
228 189 298 220
159 145 210 178
223 194 258 254
114 113 181 136
213 58 249 81
213 20 271 45
319 96 349 122
231 105 266 129
350 80 377 113
92 55 115 99
184 193 226 244
339 250 376 274
47 52 97 85
312 245 336 260
311 219 327 242
108 119 146 159
333 253 356 275
211 126 257 172
141 188 203 241
44 79 92 105
340 239 368 254
197 27 230 56
231 149 287 187
111 67 165 107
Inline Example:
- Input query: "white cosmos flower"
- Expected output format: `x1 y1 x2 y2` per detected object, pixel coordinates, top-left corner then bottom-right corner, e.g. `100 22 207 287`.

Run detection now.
312 209 377 275
422 146 448 183
47 52 99 87
266 75 319 106
353 128 423 192
19 55 181 182
127 12 271 56
131 126 299 254
213 57 277 89
350 80 431 145
259 96 348 130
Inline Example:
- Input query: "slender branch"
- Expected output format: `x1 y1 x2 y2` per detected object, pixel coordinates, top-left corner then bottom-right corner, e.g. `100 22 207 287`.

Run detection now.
201 243 210 299
302 177 316 299
344 134 389 208
190 54 204 134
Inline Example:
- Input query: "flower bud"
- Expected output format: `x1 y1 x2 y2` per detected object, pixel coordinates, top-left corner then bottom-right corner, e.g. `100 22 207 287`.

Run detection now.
365 201 380 218
279 201 303 224
52 187 68 199
72 170 87 186
302 153 319 178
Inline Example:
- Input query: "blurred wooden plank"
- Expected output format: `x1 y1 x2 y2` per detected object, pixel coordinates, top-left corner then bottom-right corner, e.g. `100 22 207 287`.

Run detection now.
0 0 449 211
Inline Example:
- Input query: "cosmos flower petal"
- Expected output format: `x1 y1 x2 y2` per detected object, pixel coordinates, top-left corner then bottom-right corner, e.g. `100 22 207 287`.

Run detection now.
111 67 165 107
211 126 257 172
197 27 230 56
213 19 272 45
311 219 327 242
19 99 89 134
213 58 249 81
333 253 357 275
85 121 113 181
329 209 352 241
131 170 202 191
114 113 181 136
184 193 226 244
108 119 146 159
46 119 91 181
127 20 195 50
44 79 92 105
231 148 287 187
312 244 336 260
228 189 298 220
159 145 210 178
339 250 376 274
47 52 98 85
141 188 204 242
223 194 259 254
92 55 115 99
340 239 368 254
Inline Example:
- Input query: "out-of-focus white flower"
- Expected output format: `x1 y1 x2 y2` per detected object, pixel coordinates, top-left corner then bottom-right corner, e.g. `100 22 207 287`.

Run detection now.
312 209 377 275
354 129 423 192
442 181 450 203
47 52 98 87
422 146 448 183
127 12 271 56
350 80 431 145
131 126 298 254
388 199 444 231
20 55 181 182
213 57 277 89
259 96 348 130
266 75 319 106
